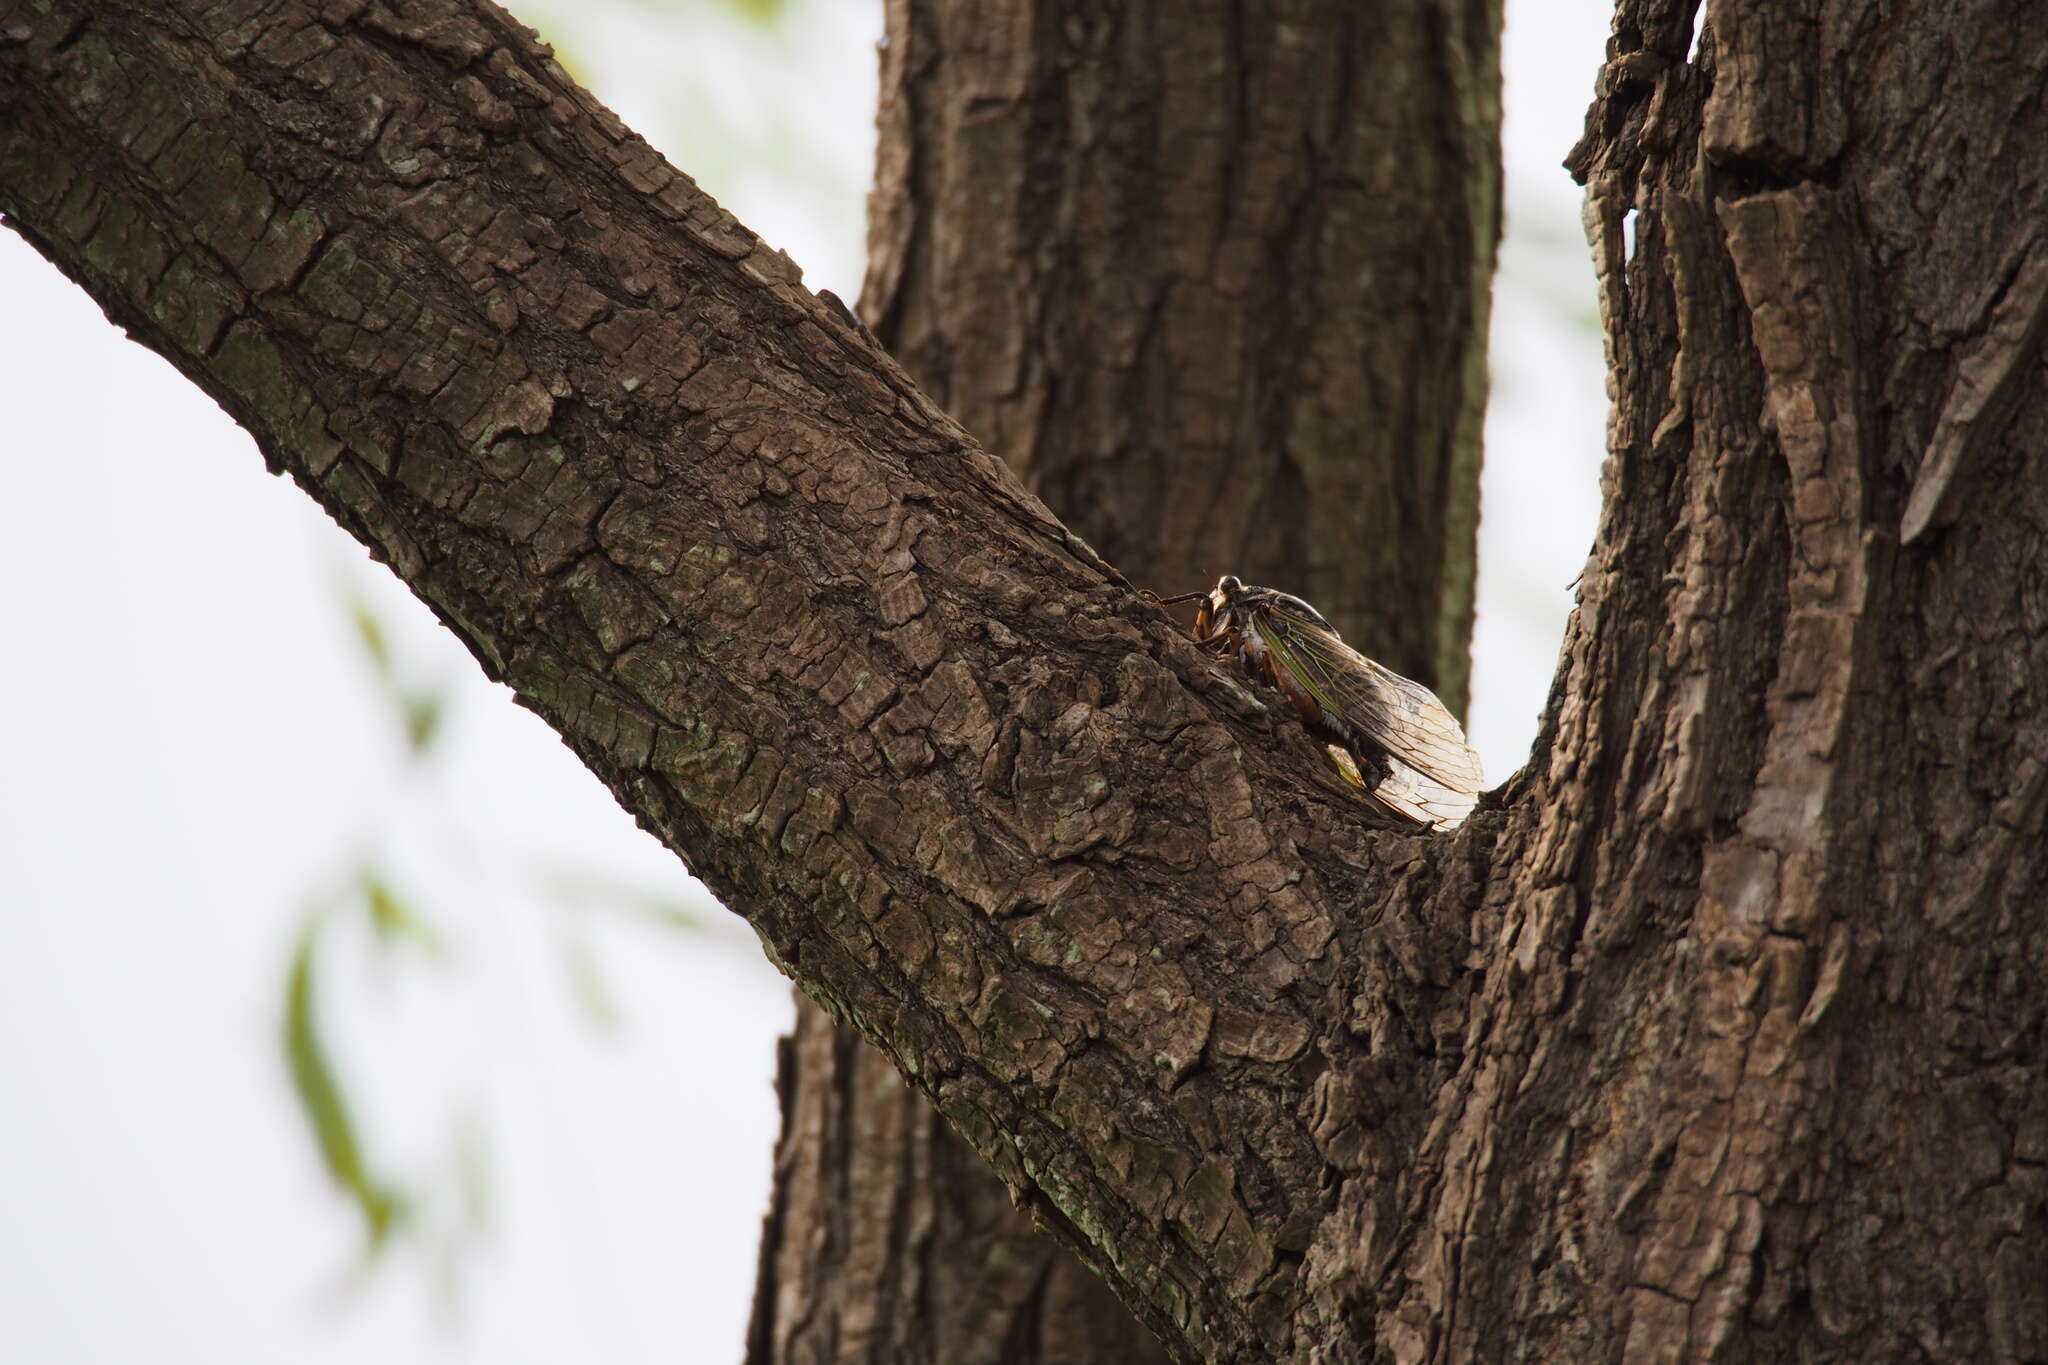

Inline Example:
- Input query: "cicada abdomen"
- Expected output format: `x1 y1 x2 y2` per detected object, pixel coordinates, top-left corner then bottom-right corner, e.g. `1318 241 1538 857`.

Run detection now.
1157 575 1484 830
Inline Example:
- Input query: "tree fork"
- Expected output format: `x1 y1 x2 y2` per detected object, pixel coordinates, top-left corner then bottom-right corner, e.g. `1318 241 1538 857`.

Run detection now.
0 3 1450 1357
749 1 1500 1359
5 1 2047 1362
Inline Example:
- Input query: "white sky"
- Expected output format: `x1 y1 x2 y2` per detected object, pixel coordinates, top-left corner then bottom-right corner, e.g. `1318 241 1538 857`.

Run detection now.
0 3 1612 1361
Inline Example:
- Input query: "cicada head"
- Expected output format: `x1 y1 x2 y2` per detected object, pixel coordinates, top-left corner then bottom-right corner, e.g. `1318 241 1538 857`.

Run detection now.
1148 578 1243 644
1203 574 1251 637
1208 576 1335 636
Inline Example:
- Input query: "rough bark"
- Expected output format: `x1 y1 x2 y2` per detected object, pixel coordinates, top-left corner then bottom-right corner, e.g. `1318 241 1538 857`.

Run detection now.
748 991 1175 1365
1524 4 2048 1357
861 0 1497 704
4 3 2046 1364
748 3 1500 1361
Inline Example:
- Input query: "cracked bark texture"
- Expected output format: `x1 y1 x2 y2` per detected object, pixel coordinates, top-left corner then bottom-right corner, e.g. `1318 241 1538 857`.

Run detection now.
748 3 1500 1362
859 0 1496 707
5 1 2048 1362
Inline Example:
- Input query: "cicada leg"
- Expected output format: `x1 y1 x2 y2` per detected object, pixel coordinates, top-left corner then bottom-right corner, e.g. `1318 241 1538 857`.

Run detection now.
1141 587 1222 645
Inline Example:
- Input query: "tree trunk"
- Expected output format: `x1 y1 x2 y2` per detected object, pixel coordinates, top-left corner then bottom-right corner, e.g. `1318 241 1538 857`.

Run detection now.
4 2 2046 1363
748 986 1176 1365
859 0 1496 704
748 3 1500 1360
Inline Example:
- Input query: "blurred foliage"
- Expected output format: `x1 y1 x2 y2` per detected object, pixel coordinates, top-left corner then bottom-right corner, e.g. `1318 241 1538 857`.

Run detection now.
363 867 445 959
543 862 708 1030
403 692 445 754
619 0 788 24
540 0 792 93
285 909 409 1256
562 929 622 1032
348 588 447 757
277 0 857 1307
285 580 716 1285
539 862 707 932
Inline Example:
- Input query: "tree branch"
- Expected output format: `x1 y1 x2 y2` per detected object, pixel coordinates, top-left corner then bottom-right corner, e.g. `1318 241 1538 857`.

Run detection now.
0 3 1465 1357
748 1 1502 1356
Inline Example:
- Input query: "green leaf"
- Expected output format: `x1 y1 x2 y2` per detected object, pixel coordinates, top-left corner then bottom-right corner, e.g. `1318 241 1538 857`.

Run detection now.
283 917 407 1253
721 0 789 23
348 597 392 678
337 583 449 757
611 0 787 26
361 871 443 958
402 689 444 755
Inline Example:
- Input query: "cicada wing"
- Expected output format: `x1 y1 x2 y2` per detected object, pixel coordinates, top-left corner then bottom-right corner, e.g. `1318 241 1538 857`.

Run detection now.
1369 755 1480 830
1352 655 1485 794
1325 742 1474 830
1255 602 1484 797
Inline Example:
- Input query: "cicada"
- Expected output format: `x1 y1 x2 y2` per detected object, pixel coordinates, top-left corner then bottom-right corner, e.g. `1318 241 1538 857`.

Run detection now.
1154 575 1484 830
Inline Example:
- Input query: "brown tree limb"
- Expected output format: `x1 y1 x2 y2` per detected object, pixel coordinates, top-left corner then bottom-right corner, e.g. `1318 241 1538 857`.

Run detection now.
0 2 1443 1357
748 2 1501 1359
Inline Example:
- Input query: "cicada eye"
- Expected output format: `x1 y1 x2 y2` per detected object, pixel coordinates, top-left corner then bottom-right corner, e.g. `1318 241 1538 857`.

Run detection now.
1208 576 1239 619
